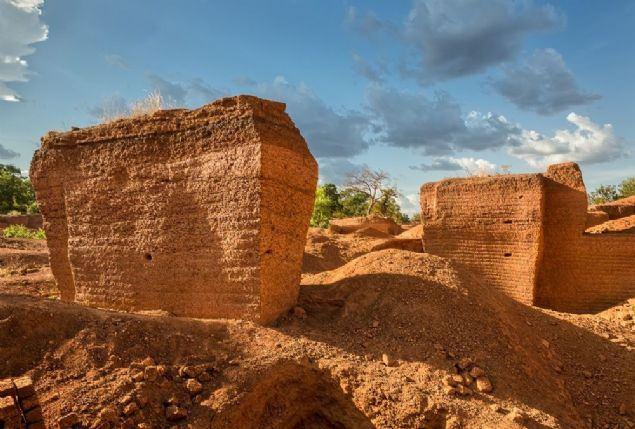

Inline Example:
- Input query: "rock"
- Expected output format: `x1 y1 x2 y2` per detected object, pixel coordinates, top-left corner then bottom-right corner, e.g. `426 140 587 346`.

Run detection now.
123 402 139 416
463 374 474 385
140 357 155 367
132 371 145 382
457 385 472 396
165 405 187 421
137 424 152 429
476 377 494 393
185 379 203 395
469 366 485 378
451 374 464 385
457 357 472 370
135 391 149 408
382 353 395 367
583 370 593 379
179 366 201 379
372 320 380 328
443 375 457 387
97 406 118 423
293 306 307 319
197 371 211 383
444 386 458 396
144 366 159 382
156 365 167 377
57 412 80 428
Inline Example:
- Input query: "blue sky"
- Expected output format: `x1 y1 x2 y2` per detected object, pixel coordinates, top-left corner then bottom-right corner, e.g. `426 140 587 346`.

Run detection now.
1 0 633 213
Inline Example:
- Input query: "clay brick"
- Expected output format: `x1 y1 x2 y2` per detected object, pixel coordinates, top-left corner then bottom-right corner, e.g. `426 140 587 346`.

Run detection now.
420 162 635 313
0 395 18 417
24 406 43 424
0 379 15 398
13 376 35 399
31 95 318 324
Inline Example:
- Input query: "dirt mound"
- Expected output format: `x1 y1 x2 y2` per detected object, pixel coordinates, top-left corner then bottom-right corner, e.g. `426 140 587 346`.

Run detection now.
302 228 389 274
586 214 635 234
590 195 635 220
397 223 423 239
0 243 633 428
299 250 634 428
0 238 56 299
329 216 402 236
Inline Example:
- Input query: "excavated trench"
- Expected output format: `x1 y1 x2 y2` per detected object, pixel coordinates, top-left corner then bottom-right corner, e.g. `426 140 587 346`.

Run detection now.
211 361 374 429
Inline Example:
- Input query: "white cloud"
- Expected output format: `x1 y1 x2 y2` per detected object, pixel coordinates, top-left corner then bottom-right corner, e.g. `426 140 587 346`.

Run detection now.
508 113 628 168
410 156 497 176
254 76 370 158
0 0 48 102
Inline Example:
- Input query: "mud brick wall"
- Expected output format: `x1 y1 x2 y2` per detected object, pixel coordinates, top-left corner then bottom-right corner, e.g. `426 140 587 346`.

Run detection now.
0 215 43 230
535 163 635 312
420 174 545 304
30 95 317 324
0 376 43 429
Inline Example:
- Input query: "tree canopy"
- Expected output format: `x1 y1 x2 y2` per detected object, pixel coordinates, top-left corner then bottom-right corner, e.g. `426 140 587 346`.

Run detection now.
589 177 635 204
310 168 409 227
0 164 38 215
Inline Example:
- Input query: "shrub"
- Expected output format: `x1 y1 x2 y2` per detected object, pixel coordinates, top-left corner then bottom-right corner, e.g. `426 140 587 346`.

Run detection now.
3 224 46 239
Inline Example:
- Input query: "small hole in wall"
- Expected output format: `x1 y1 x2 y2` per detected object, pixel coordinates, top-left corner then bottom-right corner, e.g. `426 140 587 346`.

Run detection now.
504 252 512 257
503 220 513 224
144 253 153 262
518 195 523 199
264 249 273 255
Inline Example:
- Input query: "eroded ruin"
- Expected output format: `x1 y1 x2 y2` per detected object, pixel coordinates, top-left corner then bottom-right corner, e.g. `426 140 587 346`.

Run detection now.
420 162 635 313
30 95 317 324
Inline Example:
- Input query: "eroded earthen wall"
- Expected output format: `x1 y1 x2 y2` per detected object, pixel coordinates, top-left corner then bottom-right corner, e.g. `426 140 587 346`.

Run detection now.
420 175 545 304
535 163 635 312
420 163 635 313
30 95 317 324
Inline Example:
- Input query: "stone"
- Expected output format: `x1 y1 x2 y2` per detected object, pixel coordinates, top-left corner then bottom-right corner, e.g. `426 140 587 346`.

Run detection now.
457 358 472 370
31 95 318 325
165 405 187 421
468 366 485 378
382 353 395 367
144 366 159 382
58 412 80 428
0 379 14 397
97 405 119 423
179 366 200 379
185 379 203 395
13 376 35 398
475 377 494 393
132 371 145 382
197 372 211 383
123 402 139 416
292 306 307 319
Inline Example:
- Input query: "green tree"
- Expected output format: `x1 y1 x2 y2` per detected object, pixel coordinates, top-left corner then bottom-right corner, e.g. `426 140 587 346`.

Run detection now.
310 184 343 228
589 184 619 205
0 164 37 214
618 177 635 199
344 168 390 215
339 188 370 217
372 188 409 223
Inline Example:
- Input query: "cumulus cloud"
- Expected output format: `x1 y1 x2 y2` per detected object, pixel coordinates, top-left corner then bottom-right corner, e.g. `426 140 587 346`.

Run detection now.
489 48 600 115
146 74 188 105
410 156 497 175
366 85 520 154
402 0 562 81
345 6 385 37
351 53 384 83
399 193 420 215
0 143 20 160
0 0 48 101
508 112 628 168
253 76 370 158
318 159 365 185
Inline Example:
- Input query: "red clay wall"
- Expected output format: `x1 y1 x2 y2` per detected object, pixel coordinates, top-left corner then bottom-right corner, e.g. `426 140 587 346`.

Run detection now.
420 163 635 313
534 163 635 312
420 174 545 305
30 95 317 324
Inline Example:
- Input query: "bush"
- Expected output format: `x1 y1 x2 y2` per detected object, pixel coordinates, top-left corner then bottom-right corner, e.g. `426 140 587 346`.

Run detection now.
3 224 46 239
0 164 37 214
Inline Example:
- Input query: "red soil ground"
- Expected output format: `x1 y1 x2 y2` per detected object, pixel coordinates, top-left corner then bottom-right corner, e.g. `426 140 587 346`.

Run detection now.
0 230 633 429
